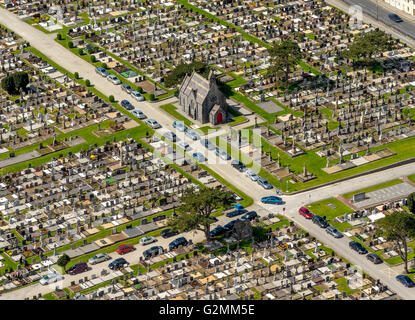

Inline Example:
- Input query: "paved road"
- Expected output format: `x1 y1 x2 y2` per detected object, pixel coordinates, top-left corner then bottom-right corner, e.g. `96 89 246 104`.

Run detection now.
2 8 415 299
328 0 415 47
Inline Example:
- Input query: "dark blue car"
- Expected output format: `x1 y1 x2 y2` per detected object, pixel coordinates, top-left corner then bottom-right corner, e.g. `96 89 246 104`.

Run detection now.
121 99 134 110
226 209 246 218
224 219 239 230
241 211 258 221
349 241 368 254
169 237 188 250
396 275 415 287
261 196 283 204
210 225 226 237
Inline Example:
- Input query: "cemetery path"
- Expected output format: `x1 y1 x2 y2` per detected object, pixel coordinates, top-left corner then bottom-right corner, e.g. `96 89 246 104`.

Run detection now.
2 8 415 299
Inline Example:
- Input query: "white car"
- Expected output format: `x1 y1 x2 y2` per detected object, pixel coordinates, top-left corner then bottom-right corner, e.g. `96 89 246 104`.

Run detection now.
146 119 161 129
245 169 259 181
88 253 111 265
107 74 121 85
140 236 157 246
177 141 191 151
40 273 64 285
132 110 146 119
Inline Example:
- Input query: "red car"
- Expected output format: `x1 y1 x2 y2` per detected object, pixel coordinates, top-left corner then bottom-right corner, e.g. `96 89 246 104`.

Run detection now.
299 207 313 219
67 262 88 275
116 244 135 255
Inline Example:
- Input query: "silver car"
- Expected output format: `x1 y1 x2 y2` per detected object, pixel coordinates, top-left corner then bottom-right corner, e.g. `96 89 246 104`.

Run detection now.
40 273 64 285
140 236 157 246
326 226 343 238
88 253 111 265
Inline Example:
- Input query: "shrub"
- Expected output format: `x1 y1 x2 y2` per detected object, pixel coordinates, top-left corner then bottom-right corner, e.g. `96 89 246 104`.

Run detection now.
109 95 115 102
57 33 62 40
149 93 155 101
90 55 96 63
68 41 74 48
101 63 107 69
74 72 79 79
136 86 143 93
78 48 83 55
85 79 90 87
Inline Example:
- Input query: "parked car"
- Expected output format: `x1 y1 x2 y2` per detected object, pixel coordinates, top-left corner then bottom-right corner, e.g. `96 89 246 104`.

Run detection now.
325 225 343 238
107 74 121 85
185 129 200 140
143 246 164 259
140 236 157 246
177 141 191 151
224 219 239 230
95 66 109 77
40 273 64 285
121 99 134 110
215 147 231 160
245 169 259 181
192 152 206 162
173 120 187 132
200 138 215 150
161 228 178 239
231 160 247 172
299 207 313 219
108 257 128 270
121 83 132 93
261 196 282 204
241 211 258 221
210 225 226 237
67 262 88 275
169 237 188 250
88 253 111 265
396 275 415 287
366 253 383 264
312 215 328 228
226 209 244 218
257 177 273 189
163 131 177 142
349 241 368 254
116 244 135 255
145 119 161 129
131 90 145 101
132 109 146 119
389 13 403 22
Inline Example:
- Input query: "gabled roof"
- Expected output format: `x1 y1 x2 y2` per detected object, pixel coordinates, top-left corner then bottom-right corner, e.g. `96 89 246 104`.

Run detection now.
180 71 210 105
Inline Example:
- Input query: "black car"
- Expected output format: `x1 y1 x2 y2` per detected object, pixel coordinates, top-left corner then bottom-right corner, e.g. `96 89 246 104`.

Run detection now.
143 246 164 259
366 253 382 264
349 241 368 254
108 257 128 270
121 99 134 110
169 237 188 250
224 219 239 230
226 209 245 218
389 13 403 22
231 160 247 172
161 228 179 239
210 225 226 237
312 215 328 228
241 211 258 221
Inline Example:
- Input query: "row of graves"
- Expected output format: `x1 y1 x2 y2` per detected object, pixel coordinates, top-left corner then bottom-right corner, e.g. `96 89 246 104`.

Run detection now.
0 138 239 293
65 219 397 300
0 42 135 169
79 0 267 88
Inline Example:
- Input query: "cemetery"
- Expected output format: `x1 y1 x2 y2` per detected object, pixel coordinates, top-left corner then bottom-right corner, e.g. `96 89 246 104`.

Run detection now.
41 215 398 300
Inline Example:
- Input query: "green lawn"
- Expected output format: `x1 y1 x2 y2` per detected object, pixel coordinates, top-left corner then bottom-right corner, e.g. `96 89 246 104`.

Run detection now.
306 198 354 231
160 103 194 126
342 179 403 199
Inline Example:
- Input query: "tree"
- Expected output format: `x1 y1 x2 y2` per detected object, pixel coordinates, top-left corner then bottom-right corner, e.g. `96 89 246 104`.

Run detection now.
407 193 415 214
376 211 415 273
267 39 302 87
168 187 234 241
341 30 391 63
1 72 29 95
164 61 210 88
57 254 71 271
